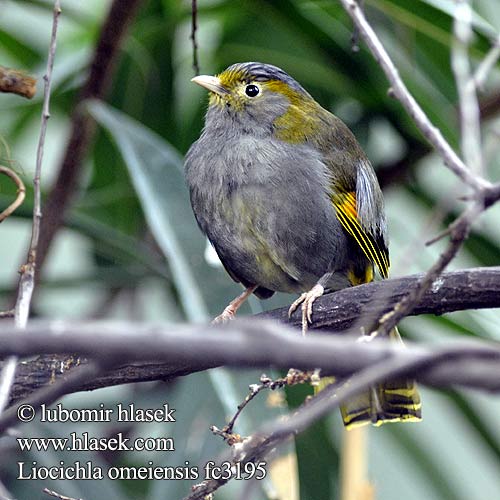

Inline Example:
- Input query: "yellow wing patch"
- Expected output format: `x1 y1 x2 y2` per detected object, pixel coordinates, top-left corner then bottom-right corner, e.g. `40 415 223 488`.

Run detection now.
332 191 390 279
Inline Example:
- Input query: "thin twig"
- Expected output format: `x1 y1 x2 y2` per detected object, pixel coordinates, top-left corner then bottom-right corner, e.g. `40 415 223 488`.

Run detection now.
473 37 500 91
0 0 61 418
338 0 490 191
350 0 364 52
43 487 84 500
29 0 61 272
34 0 143 277
212 370 314 444
0 165 26 223
181 344 495 500
190 0 200 75
373 203 481 338
452 0 484 178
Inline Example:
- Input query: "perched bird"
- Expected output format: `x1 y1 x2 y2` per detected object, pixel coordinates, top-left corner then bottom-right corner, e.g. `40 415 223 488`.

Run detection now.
185 62 421 428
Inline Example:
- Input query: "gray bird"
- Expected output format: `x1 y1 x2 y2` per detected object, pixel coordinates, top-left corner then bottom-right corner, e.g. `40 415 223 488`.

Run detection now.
185 62 421 428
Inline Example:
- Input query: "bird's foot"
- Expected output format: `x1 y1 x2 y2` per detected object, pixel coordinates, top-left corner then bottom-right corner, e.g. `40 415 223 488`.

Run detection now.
211 285 257 325
212 304 236 324
288 284 325 335
288 293 307 318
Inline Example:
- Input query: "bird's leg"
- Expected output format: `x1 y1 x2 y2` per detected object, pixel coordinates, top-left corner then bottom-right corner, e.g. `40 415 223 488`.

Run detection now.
288 272 332 335
212 285 258 324
288 284 324 335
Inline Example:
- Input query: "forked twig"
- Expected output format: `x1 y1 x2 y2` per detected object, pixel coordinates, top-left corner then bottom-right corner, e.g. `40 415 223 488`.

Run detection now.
338 0 490 191
211 370 316 444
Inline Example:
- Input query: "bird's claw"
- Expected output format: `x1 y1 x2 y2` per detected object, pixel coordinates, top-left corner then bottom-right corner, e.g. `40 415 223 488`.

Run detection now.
212 286 257 324
288 293 308 318
288 284 325 335
211 306 236 324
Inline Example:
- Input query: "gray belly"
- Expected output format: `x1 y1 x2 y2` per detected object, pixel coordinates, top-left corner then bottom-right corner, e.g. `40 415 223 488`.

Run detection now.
185 136 351 293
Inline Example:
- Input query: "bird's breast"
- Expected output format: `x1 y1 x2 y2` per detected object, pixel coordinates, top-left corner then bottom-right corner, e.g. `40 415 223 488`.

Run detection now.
185 132 350 292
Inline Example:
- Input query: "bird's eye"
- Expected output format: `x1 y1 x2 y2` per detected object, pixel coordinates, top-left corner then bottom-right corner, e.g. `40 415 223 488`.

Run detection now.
245 84 260 97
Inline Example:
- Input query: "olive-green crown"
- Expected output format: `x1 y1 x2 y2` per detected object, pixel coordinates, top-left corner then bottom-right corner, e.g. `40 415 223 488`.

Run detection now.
218 62 310 96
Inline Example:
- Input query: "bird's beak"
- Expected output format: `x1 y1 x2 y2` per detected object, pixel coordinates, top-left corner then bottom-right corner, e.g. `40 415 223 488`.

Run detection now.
191 75 229 96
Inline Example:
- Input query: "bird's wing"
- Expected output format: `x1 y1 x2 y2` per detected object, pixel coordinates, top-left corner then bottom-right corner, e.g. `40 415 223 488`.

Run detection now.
331 187 389 278
318 114 390 278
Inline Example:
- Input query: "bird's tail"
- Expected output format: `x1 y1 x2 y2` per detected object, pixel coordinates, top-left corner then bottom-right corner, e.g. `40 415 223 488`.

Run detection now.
338 327 421 429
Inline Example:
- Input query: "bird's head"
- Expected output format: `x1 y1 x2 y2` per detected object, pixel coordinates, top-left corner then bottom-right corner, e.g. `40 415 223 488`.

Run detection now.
192 62 323 142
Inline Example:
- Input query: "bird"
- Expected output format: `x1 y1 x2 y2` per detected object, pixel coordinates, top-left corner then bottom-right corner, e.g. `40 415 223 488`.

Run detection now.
184 62 421 428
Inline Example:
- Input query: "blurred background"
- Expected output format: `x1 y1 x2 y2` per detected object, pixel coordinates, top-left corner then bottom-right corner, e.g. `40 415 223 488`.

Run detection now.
1 0 500 499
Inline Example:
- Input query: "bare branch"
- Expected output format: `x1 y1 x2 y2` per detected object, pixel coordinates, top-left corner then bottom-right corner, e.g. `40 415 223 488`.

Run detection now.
213 370 312 443
0 266 499 408
473 37 500 91
0 0 61 418
0 318 498 392
452 0 484 178
29 0 62 270
1 320 500 496
180 343 500 500
34 0 144 277
190 0 200 75
373 203 480 338
338 0 490 191
263 266 500 331
0 361 104 434
0 165 26 223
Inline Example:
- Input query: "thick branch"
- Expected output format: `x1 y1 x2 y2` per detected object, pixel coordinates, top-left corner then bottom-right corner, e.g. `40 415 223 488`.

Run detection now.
0 66 37 99
261 266 500 330
1 267 499 405
1 320 499 389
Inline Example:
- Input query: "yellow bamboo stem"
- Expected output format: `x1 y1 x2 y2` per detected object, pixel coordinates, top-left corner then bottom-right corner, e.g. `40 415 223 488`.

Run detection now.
340 427 374 500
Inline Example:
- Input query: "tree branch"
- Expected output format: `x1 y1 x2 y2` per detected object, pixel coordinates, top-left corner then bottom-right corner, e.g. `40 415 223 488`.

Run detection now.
190 0 200 75
0 165 26 223
262 266 500 330
0 267 499 410
180 342 500 500
452 0 484 178
339 0 490 191
0 0 61 419
34 0 143 277
0 66 37 99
